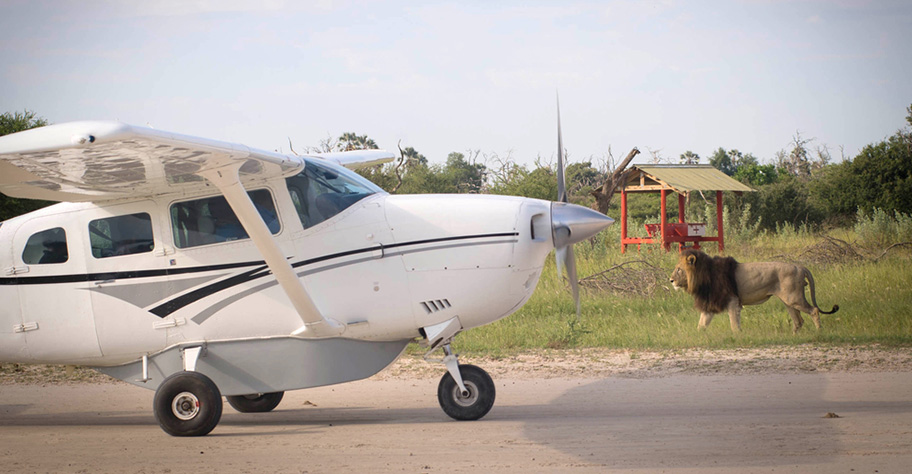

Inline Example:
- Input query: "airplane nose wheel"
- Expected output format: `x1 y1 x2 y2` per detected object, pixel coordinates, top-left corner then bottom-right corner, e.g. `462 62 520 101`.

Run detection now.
437 364 495 421
153 371 223 437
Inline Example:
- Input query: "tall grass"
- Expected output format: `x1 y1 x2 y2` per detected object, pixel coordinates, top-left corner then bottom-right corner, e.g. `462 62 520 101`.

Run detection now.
854 208 912 247
453 225 912 356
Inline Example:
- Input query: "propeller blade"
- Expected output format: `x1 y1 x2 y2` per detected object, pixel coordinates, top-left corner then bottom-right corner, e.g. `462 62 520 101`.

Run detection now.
566 244 580 318
555 245 566 281
555 242 581 319
556 93 567 203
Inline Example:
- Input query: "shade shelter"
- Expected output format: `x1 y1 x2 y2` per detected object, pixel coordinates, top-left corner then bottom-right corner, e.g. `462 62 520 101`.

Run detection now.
619 164 754 253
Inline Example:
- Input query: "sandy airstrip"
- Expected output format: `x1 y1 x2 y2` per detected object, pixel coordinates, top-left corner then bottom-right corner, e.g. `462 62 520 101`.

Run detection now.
1 346 910 473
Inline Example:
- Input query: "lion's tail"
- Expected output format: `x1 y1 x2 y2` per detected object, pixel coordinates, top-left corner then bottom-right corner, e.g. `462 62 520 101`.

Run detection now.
804 267 839 314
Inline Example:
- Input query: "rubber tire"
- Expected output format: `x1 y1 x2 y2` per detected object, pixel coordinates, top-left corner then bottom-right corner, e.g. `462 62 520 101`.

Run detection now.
437 364 496 421
226 391 285 413
153 371 223 437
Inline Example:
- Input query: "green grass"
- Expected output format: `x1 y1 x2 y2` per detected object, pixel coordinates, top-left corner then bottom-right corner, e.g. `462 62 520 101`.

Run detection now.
450 230 912 356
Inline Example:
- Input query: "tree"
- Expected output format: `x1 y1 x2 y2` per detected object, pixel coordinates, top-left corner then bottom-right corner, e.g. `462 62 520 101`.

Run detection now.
337 132 378 151
776 132 829 179
0 110 47 136
709 148 757 176
819 131 912 216
733 163 779 186
590 147 640 214
488 157 558 201
356 143 428 193
565 161 602 194
442 152 486 193
679 150 700 164
708 148 735 175
808 105 912 219
1 110 52 221
740 175 824 230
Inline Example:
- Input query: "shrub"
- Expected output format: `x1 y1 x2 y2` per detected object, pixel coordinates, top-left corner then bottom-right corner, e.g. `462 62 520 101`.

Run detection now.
854 208 912 247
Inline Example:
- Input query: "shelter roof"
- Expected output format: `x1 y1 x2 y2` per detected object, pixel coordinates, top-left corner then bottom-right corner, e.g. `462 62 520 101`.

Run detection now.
621 164 754 194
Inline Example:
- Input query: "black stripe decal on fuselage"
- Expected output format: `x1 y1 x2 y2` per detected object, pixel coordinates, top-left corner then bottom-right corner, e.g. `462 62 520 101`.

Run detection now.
0 260 268 286
0 232 520 318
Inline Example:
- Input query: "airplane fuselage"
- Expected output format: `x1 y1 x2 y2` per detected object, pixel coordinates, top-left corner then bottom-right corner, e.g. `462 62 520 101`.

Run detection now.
0 163 553 370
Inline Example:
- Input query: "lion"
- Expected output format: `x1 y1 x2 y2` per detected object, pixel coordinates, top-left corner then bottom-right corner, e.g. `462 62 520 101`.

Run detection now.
670 249 838 333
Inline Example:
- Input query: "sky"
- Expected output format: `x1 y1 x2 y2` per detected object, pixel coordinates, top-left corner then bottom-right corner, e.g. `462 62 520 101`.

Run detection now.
2 0 910 169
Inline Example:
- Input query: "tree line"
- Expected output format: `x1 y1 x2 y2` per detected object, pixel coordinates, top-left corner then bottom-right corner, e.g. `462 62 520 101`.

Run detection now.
2 106 911 233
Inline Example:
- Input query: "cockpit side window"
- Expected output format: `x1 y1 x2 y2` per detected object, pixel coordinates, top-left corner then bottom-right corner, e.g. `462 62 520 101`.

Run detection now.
23 227 68 264
285 159 383 229
170 189 280 249
89 212 154 258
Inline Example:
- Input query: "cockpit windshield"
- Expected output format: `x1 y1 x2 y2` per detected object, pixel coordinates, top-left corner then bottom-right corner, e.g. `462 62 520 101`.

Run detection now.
285 158 385 229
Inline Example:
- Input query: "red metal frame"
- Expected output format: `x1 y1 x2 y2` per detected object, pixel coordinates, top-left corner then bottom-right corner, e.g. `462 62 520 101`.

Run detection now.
620 189 725 253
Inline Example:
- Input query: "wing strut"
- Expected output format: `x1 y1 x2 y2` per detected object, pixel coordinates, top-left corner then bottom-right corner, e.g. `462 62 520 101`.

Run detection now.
198 164 344 338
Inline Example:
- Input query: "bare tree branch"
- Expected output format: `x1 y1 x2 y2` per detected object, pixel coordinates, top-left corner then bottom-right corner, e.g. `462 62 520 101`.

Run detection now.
590 147 640 214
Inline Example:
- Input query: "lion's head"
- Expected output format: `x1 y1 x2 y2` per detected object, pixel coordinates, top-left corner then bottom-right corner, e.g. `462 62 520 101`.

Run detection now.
670 265 688 291
670 249 704 295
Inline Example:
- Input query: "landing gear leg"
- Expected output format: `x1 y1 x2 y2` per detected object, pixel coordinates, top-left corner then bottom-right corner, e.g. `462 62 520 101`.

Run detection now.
422 318 496 420
442 344 469 396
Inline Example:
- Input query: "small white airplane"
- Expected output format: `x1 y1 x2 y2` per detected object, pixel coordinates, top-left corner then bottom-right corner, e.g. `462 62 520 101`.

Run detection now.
0 115 612 436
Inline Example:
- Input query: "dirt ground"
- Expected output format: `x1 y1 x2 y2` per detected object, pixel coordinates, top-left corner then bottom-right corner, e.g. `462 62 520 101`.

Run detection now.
1 345 911 473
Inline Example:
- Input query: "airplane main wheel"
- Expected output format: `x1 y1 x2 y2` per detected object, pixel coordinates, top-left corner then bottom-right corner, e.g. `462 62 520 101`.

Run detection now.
437 364 495 421
153 371 222 437
226 391 284 413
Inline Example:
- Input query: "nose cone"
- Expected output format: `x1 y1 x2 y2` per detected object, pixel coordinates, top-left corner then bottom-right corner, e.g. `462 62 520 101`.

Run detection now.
551 202 615 248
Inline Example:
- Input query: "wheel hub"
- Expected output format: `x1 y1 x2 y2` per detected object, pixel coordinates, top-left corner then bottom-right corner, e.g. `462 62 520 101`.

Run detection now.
452 381 479 407
172 391 200 420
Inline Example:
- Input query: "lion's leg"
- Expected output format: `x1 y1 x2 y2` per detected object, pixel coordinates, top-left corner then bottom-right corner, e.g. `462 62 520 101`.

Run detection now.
728 301 742 332
782 297 820 331
809 307 822 330
698 312 715 329
787 306 804 333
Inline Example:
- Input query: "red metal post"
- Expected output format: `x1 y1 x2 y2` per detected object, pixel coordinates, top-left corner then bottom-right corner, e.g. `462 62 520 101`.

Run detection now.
621 188 628 253
678 193 685 223
660 189 668 251
677 193 686 252
716 190 724 252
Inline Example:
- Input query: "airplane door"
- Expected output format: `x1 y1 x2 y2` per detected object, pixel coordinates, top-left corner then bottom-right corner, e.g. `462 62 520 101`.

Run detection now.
82 201 167 360
13 211 102 362
0 221 27 361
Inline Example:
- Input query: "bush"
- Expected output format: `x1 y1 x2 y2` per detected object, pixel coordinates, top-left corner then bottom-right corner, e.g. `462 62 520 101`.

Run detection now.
724 203 764 243
854 208 912 247
741 176 826 231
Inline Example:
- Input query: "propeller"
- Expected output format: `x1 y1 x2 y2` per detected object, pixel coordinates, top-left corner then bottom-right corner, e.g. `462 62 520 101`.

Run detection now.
555 94 580 317
552 94 614 318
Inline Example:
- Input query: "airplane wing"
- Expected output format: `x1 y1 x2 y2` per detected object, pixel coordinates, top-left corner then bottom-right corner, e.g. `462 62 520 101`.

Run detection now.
0 120 397 337
0 121 310 203
310 150 397 169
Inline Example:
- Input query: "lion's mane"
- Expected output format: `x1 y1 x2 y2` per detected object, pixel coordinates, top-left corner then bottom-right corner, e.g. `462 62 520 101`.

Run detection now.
680 249 739 314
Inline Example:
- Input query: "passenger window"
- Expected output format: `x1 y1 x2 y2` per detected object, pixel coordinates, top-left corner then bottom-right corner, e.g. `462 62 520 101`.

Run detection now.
23 227 68 264
285 158 383 229
170 189 279 249
89 213 154 258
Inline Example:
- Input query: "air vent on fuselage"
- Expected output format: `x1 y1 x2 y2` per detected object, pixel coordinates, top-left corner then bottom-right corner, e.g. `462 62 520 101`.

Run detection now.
420 299 452 314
